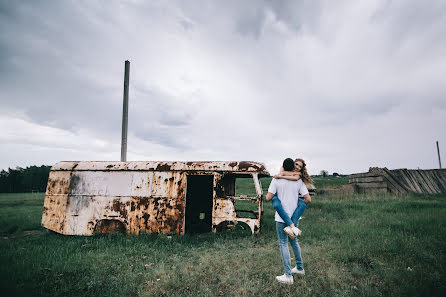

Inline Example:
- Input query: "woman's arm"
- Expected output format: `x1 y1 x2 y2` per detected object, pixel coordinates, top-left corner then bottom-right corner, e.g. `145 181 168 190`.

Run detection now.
282 171 301 177
279 167 301 176
275 167 301 180
273 171 300 180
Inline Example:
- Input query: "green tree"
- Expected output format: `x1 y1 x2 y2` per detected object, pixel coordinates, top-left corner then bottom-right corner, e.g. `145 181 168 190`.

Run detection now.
320 170 329 177
0 165 51 193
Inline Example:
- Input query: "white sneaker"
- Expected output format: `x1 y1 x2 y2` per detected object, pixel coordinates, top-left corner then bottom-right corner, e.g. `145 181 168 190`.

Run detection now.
276 274 293 284
292 227 302 237
283 226 295 239
291 267 305 275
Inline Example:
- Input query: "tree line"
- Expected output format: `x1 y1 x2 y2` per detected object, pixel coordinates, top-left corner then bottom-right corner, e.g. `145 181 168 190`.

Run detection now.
0 165 51 193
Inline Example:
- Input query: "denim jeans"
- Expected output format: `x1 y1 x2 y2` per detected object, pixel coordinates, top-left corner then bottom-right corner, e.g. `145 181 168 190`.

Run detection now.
272 195 306 226
276 221 304 276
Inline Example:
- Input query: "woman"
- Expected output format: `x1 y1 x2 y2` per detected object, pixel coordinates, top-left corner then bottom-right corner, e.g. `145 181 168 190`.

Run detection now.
271 158 313 239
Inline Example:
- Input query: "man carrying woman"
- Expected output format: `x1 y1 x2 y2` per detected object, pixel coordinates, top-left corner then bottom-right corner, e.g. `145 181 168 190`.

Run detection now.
266 158 312 284
272 158 312 239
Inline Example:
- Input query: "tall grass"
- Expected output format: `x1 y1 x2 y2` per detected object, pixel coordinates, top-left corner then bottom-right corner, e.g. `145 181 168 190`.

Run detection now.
1 192 445 296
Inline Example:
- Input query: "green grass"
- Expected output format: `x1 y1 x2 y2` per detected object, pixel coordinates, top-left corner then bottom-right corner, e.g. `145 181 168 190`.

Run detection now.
235 176 350 195
312 175 349 189
1 192 446 296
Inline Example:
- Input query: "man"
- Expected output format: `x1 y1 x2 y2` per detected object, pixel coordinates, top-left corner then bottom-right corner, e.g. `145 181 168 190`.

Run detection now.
266 158 311 285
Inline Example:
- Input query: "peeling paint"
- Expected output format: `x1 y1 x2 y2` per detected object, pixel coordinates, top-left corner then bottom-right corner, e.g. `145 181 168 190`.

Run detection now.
42 161 269 235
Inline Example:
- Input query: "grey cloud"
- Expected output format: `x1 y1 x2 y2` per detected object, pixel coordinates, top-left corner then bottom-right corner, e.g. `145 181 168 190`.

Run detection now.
159 113 191 127
0 1 128 135
1 1 445 173
176 0 315 39
132 125 188 150
235 7 266 39
371 0 446 53
178 17 194 31
127 84 198 149
264 0 322 33
0 0 201 151
312 89 446 128
0 28 122 133
372 1 446 34
308 95 402 127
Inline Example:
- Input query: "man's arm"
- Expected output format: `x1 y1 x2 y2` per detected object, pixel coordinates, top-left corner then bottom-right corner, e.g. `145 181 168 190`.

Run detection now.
266 192 275 201
303 193 311 204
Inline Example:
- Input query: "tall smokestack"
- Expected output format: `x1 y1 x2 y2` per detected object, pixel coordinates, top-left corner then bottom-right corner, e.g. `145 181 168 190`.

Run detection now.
121 60 130 162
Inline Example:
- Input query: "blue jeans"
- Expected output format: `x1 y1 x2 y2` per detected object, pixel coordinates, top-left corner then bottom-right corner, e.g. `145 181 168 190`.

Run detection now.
276 221 304 276
272 195 306 227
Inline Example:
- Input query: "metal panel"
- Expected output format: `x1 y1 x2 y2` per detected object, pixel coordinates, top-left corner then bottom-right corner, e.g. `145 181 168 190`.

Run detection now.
42 161 268 236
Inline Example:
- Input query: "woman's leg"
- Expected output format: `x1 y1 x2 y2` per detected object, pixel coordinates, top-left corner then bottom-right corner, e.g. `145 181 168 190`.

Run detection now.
290 198 306 227
271 195 294 226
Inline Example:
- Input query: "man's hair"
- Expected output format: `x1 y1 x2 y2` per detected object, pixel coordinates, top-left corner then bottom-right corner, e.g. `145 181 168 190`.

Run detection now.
283 158 295 171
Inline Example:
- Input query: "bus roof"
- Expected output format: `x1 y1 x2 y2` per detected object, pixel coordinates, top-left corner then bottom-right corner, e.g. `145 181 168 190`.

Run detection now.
52 161 270 176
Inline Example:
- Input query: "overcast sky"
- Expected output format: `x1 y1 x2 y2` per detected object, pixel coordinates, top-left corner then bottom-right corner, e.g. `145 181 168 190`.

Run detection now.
1 0 445 175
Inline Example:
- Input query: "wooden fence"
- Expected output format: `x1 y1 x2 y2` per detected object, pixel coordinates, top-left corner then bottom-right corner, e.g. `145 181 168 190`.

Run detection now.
349 167 446 194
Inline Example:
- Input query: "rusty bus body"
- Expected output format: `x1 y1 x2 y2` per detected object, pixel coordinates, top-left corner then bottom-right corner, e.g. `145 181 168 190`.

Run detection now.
41 161 270 236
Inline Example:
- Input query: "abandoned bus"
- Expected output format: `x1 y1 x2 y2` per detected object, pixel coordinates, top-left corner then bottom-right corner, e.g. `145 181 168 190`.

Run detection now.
41 161 270 235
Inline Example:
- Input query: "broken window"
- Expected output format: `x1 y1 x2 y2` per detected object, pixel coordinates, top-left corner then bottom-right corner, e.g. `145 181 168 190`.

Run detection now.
234 174 259 219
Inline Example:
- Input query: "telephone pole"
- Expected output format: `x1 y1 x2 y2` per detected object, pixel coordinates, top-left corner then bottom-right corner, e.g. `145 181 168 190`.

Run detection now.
121 60 130 162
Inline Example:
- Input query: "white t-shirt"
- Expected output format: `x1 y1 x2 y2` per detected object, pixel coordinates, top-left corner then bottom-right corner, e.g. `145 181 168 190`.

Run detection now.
268 178 309 223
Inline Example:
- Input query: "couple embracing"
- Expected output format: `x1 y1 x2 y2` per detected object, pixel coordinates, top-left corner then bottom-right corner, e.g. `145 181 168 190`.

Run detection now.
266 157 312 285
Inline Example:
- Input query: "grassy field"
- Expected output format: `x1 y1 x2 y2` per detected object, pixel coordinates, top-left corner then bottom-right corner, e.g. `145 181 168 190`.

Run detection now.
235 175 350 197
311 176 349 189
1 191 446 297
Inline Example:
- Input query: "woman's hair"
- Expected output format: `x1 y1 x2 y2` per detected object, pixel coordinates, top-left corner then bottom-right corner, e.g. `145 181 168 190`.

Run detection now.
295 158 313 186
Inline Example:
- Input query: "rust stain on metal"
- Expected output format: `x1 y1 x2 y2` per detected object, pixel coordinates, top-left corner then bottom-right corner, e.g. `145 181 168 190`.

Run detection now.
238 161 266 172
156 163 172 171
41 161 269 236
